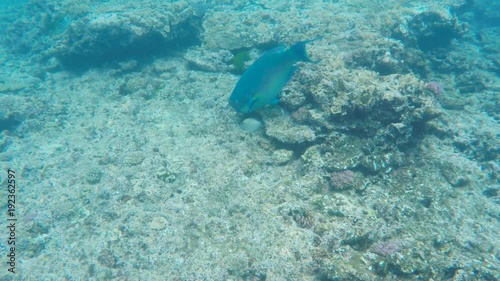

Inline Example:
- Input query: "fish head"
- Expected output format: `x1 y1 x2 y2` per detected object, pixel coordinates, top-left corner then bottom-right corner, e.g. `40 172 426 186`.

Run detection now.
229 93 255 113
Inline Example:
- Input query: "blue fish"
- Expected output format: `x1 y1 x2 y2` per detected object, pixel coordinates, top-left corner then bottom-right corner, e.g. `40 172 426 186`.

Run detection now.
229 38 321 113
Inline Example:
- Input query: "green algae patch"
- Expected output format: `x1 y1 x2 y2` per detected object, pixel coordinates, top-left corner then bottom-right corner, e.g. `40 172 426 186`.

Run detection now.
231 49 251 74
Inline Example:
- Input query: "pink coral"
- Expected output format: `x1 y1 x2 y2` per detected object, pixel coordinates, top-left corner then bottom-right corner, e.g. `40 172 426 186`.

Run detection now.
330 170 355 190
370 240 408 257
426 81 444 97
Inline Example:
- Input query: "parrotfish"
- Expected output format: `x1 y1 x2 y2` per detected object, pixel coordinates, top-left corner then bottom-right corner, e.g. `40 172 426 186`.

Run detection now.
229 38 321 113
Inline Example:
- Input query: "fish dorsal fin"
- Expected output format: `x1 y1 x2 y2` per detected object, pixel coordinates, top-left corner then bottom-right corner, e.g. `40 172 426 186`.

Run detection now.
289 37 323 62
261 45 286 57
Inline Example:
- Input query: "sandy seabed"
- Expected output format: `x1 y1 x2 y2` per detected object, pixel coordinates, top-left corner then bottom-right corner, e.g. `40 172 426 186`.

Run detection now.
0 0 499 280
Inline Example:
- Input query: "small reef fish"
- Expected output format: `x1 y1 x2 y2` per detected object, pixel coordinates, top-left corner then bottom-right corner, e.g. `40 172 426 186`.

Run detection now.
229 38 321 113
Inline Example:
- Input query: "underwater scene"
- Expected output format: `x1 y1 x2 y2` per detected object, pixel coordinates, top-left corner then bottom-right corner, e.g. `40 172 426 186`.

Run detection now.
0 0 499 280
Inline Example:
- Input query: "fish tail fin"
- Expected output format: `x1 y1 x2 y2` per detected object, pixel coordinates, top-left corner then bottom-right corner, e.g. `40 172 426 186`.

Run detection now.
290 36 322 63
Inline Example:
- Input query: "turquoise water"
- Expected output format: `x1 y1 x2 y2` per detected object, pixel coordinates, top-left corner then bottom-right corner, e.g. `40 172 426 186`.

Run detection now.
0 0 499 280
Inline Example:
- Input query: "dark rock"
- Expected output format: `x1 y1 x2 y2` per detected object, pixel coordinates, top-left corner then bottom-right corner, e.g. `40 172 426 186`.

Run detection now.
392 11 466 52
49 3 201 70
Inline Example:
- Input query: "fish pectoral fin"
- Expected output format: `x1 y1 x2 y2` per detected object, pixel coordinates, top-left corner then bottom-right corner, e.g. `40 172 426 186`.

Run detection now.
249 97 259 111
271 98 280 104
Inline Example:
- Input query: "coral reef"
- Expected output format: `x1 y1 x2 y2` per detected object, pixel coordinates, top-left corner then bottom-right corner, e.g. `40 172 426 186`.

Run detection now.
392 11 467 52
329 170 363 191
123 151 145 166
49 2 201 70
283 66 442 179
85 166 102 184
370 240 409 257
264 114 317 144
0 0 498 280
184 47 234 72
